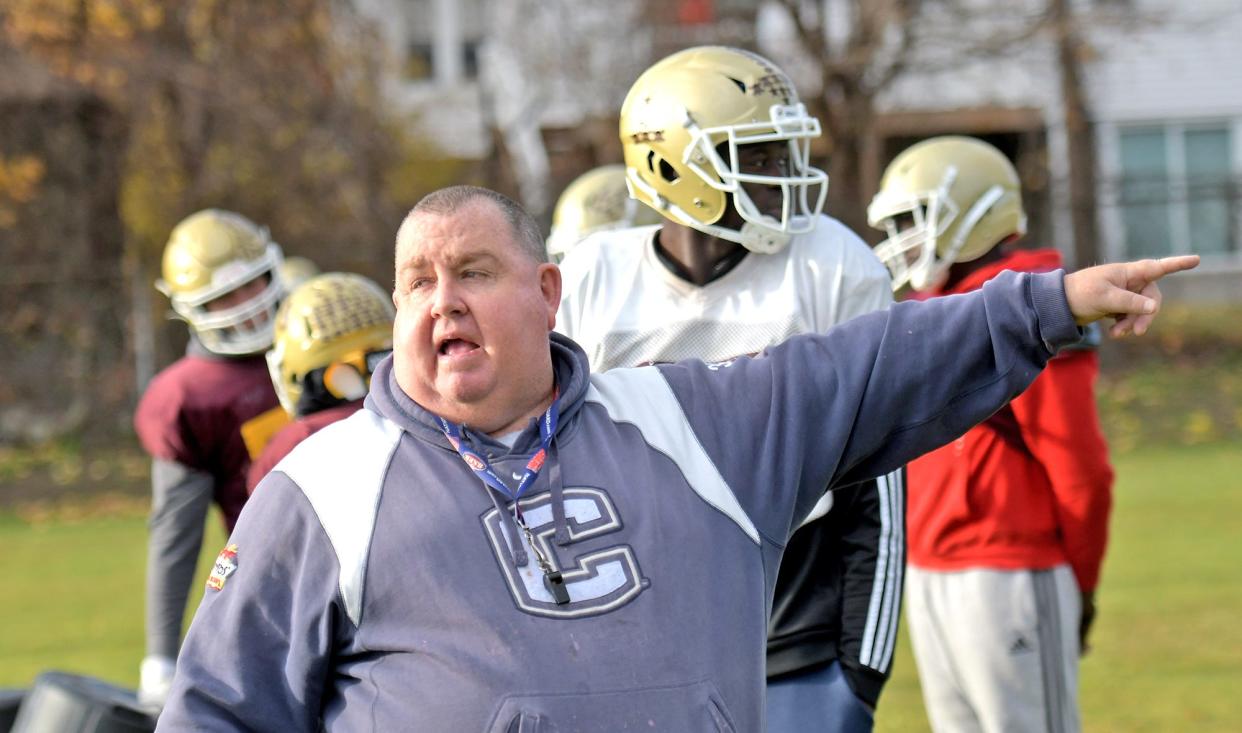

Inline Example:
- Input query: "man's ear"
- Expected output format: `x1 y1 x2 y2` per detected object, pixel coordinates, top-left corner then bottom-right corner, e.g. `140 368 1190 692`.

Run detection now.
538 263 562 330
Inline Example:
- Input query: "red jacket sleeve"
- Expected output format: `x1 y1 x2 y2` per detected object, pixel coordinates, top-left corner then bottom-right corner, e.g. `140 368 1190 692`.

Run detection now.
1010 348 1114 591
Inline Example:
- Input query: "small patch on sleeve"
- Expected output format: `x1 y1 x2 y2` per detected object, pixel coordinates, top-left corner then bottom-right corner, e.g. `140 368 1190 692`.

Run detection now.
206 544 239 591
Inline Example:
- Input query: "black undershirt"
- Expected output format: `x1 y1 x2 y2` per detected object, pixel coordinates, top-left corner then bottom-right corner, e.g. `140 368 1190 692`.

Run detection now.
652 238 750 286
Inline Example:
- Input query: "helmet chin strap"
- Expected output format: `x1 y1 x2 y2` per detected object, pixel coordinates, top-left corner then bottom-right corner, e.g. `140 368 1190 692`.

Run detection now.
940 184 1005 266
910 184 1006 292
910 264 950 292
739 220 790 254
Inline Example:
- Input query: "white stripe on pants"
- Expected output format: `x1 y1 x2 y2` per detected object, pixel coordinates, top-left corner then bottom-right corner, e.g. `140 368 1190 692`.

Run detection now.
905 565 1081 733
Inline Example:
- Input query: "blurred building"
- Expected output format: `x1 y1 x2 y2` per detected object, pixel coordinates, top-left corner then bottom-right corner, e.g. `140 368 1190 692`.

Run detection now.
759 0 1240 298
357 0 1239 297
351 0 759 218
1088 0 1241 300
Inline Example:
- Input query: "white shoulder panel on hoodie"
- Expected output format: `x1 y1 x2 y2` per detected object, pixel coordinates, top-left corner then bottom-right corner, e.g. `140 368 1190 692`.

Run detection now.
274 409 404 626
585 366 760 544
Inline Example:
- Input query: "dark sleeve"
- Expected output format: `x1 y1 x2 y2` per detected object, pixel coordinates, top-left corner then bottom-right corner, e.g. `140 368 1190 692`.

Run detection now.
145 458 214 660
831 469 905 708
156 474 344 732
655 269 1081 544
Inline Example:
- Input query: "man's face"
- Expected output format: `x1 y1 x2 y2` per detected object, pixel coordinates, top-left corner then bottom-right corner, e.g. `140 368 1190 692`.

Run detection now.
203 276 269 313
202 274 273 331
391 200 561 428
887 210 927 267
721 140 790 226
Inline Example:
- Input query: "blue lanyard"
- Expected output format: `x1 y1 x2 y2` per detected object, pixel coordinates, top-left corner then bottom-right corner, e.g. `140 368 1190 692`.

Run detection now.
437 400 559 510
439 399 570 604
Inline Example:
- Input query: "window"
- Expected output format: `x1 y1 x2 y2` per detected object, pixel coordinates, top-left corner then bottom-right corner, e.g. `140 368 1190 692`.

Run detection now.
1185 128 1232 256
1118 125 1236 258
1118 129 1171 258
399 0 482 83
404 40 480 82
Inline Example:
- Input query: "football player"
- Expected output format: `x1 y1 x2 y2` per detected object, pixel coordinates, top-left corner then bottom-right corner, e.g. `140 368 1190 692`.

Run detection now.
545 164 662 262
557 46 904 732
277 255 321 291
868 136 1113 733
133 209 286 708
246 272 394 493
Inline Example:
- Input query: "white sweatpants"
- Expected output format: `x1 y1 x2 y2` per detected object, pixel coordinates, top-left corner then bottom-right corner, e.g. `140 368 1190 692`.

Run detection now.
905 565 1080 733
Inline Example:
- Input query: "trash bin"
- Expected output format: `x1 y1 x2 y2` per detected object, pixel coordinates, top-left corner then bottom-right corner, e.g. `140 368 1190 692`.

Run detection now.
0 689 25 733
10 671 156 733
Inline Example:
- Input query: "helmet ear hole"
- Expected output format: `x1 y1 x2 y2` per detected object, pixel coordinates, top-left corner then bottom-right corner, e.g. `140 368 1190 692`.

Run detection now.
657 158 679 183
619 46 828 249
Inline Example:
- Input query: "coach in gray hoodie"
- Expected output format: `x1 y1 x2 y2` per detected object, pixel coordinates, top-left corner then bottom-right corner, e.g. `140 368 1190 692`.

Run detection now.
158 185 1194 732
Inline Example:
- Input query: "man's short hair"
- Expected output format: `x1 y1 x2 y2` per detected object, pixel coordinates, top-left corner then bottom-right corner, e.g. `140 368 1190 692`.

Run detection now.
403 185 548 264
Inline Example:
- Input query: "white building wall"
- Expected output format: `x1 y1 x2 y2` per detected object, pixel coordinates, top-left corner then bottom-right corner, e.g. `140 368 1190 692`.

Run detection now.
357 0 1241 286
1087 1 1242 282
761 0 1241 282
354 0 650 211
351 0 489 159
1087 0 1242 123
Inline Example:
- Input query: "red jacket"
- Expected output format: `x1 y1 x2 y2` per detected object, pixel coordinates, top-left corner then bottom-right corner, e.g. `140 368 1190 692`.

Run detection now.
906 249 1114 591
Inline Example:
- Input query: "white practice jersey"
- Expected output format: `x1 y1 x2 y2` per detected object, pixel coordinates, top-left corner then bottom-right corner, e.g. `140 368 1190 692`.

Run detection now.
557 216 894 372
556 215 906 689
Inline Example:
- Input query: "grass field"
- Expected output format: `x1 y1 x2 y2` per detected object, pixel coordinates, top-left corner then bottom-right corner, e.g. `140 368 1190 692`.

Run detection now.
2 443 1240 730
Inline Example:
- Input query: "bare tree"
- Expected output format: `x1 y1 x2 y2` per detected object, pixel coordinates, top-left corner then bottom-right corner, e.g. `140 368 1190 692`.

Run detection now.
479 0 651 217
1052 0 1099 268
1 0 453 439
765 0 926 234
766 0 1079 234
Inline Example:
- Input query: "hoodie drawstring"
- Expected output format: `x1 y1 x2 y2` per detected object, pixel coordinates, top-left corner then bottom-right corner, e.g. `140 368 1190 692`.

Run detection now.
485 487 530 568
547 439 570 546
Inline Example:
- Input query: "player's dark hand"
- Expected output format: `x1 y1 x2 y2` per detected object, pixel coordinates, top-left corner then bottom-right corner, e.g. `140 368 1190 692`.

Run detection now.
1079 590 1097 656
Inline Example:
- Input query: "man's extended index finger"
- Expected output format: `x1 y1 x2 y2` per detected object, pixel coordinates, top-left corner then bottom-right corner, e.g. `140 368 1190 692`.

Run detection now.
1139 255 1200 280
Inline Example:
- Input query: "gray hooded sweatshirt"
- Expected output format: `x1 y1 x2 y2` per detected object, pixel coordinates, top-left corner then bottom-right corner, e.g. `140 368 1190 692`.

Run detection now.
159 269 1079 732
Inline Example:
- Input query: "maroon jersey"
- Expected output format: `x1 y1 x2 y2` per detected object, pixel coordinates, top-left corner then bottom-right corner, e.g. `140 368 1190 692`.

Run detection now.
135 354 279 530
246 400 365 494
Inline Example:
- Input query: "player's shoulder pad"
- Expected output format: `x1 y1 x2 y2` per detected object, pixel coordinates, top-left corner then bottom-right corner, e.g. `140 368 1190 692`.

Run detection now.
560 227 648 277
797 215 890 279
274 409 404 626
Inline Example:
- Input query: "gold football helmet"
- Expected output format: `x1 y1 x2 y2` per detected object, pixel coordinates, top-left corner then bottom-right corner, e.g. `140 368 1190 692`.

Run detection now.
868 136 1027 292
266 272 394 416
157 209 285 355
546 165 663 259
619 46 828 254
278 256 321 291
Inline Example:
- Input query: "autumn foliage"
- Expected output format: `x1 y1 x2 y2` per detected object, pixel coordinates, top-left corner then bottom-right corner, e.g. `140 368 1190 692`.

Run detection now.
0 0 463 441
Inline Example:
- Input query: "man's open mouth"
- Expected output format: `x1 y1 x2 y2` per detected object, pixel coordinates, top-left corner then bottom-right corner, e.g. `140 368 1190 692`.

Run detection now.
438 338 480 356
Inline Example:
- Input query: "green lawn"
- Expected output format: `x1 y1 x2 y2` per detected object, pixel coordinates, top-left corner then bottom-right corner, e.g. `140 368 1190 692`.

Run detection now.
874 442 1242 732
2 443 1240 730
0 504 225 690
